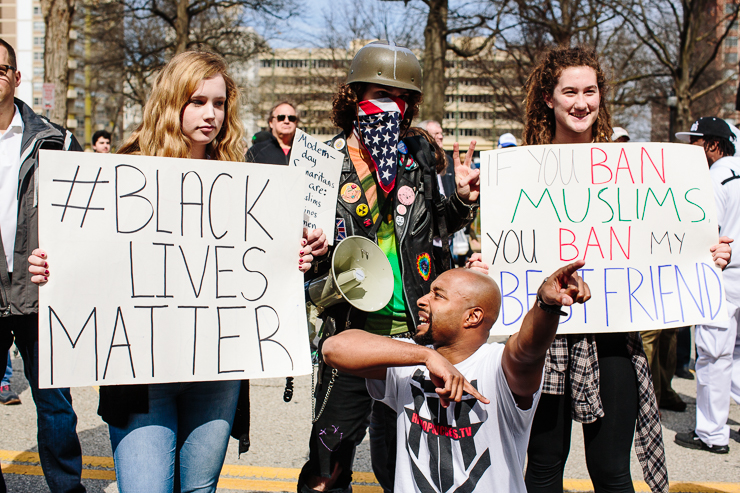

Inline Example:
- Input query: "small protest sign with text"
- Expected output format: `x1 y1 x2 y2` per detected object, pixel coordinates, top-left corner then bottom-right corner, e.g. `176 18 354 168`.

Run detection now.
290 128 343 244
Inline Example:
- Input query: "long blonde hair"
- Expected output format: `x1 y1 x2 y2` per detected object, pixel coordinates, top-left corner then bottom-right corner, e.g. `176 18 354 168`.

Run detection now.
523 46 612 146
119 51 244 161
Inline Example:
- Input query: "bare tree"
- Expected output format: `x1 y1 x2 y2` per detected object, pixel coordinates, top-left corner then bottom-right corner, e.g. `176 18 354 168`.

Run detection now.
619 0 740 138
378 0 506 122
40 0 77 125
87 0 296 115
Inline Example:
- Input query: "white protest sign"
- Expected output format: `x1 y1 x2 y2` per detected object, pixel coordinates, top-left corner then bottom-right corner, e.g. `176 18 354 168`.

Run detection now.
480 142 727 335
290 128 343 244
37 150 311 388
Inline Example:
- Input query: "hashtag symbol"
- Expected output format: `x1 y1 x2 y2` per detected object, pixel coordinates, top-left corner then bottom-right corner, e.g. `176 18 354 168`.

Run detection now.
51 166 109 228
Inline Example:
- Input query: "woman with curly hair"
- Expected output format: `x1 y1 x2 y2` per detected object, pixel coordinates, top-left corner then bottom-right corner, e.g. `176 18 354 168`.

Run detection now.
30 50 321 493
521 46 670 493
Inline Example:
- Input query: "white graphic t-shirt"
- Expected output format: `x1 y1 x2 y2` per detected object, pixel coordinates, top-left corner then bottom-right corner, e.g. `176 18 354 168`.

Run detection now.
367 343 539 493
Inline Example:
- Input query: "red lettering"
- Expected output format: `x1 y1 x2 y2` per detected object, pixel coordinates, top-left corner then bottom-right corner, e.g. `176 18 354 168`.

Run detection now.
411 413 420 425
641 147 666 184
583 227 604 260
609 226 631 260
559 228 579 261
615 148 635 184
590 147 611 184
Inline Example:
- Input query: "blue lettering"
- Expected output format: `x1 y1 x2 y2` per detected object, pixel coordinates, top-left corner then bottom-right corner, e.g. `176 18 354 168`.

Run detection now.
525 270 543 312
500 272 524 326
701 263 724 320
674 264 705 321
604 268 624 327
627 267 654 322
657 265 678 324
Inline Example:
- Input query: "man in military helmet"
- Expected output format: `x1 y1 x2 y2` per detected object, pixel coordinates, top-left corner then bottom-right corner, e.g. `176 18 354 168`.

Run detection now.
299 40 482 493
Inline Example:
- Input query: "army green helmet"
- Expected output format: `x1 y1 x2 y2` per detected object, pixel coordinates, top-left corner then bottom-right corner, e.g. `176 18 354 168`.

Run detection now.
347 40 422 93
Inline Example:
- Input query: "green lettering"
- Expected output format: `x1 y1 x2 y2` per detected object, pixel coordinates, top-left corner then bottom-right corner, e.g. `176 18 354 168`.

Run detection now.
684 188 706 223
511 189 561 223
597 187 614 223
642 188 681 222
617 188 631 222
562 189 590 223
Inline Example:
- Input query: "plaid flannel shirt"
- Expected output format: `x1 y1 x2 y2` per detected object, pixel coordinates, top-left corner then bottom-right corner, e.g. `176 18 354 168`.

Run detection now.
543 333 668 493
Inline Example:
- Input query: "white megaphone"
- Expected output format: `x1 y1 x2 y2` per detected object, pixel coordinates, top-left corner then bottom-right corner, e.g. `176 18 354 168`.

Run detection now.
306 235 394 312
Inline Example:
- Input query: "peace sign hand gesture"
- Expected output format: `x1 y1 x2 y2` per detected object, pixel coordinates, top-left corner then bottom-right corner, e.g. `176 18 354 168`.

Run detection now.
453 141 481 204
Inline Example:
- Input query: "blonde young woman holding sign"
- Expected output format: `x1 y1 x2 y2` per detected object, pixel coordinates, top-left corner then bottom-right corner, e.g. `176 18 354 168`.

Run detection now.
28 51 326 493
521 47 731 493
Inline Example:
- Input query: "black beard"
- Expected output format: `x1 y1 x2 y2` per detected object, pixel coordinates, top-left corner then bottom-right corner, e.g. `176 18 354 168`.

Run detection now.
413 324 434 346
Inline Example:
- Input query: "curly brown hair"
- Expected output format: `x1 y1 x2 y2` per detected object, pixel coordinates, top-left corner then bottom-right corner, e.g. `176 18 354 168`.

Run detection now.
523 46 612 145
331 83 422 137
407 127 448 174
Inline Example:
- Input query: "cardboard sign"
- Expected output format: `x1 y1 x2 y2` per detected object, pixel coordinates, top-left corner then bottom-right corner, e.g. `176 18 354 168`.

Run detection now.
37 150 311 388
290 128 343 244
480 143 727 335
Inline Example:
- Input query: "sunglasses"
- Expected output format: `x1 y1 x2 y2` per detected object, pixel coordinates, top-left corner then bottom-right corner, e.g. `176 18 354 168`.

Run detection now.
274 114 297 123
0 64 16 77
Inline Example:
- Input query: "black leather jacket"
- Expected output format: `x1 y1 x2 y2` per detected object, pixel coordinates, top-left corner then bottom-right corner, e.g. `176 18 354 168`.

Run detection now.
307 132 478 333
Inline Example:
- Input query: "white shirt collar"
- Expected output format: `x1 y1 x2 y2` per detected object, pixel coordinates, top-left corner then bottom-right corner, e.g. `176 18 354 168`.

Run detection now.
1 105 24 137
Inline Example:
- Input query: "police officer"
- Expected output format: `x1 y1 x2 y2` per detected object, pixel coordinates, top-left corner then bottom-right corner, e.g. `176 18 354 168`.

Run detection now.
298 41 481 493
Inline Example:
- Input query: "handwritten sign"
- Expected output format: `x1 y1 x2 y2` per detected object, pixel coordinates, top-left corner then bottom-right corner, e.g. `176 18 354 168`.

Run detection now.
290 128 343 244
480 143 727 335
37 150 311 388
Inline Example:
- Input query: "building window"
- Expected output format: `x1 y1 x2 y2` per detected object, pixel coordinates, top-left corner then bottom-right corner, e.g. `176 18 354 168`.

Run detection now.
726 3 737 14
726 52 738 64
33 37 44 46
34 21 45 31
725 36 737 47
34 97 41 106
33 6 40 15
33 67 43 77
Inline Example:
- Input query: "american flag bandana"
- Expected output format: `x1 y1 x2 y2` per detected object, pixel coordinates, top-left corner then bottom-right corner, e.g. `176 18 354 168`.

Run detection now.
353 97 408 194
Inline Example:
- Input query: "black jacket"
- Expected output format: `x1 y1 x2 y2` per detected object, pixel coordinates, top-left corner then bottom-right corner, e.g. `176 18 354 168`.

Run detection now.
308 132 477 332
245 134 291 165
0 99 82 316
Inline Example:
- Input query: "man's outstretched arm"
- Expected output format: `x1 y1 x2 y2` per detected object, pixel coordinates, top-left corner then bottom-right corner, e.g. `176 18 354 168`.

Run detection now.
322 330 488 406
502 260 590 407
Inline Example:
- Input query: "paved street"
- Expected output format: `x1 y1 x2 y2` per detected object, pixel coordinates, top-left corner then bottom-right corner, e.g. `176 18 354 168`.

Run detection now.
0 344 738 493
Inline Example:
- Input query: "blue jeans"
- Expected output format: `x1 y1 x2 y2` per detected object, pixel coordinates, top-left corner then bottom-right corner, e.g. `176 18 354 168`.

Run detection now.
0 314 85 493
108 380 240 493
2 351 12 386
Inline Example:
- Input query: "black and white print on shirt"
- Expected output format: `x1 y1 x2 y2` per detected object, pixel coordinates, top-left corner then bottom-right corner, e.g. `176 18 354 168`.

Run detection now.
404 369 490 493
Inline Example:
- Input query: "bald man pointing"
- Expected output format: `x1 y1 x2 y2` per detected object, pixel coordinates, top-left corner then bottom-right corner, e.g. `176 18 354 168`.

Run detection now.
322 261 590 493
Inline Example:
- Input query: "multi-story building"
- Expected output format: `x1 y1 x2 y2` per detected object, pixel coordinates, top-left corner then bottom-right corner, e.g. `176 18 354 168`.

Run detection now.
718 0 740 124
253 39 520 151
0 0 115 149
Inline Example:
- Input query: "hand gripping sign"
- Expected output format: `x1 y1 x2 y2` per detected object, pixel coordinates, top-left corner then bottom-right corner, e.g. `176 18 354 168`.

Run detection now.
37 150 310 388
290 128 344 245
480 142 727 335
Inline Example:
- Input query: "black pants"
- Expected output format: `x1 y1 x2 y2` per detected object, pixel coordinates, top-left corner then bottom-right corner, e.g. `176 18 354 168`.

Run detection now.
298 363 396 493
0 314 85 493
525 334 638 493
676 325 692 369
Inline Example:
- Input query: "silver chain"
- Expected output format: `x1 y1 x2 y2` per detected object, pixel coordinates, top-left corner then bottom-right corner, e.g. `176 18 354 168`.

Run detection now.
311 365 337 424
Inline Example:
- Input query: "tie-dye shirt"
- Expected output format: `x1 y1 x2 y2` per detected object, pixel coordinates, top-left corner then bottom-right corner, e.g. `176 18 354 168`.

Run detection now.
348 145 409 335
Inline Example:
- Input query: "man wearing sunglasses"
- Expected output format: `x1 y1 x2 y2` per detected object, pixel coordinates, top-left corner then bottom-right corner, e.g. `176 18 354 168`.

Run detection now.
0 38 85 493
246 101 299 165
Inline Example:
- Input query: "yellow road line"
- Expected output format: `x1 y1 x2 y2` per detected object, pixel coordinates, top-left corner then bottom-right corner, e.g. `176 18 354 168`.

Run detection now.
1 449 738 493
